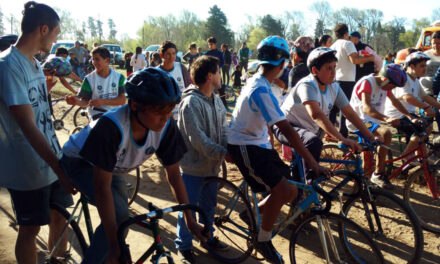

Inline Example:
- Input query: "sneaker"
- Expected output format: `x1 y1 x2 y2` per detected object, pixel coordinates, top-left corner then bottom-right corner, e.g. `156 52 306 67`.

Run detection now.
255 240 284 264
201 236 229 252
371 174 394 190
178 250 196 264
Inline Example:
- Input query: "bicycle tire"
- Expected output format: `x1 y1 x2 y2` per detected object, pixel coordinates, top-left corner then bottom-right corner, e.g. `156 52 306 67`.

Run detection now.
36 203 88 263
320 143 357 172
404 167 440 233
73 107 90 127
289 212 384 264
201 177 256 264
342 187 424 263
127 167 141 206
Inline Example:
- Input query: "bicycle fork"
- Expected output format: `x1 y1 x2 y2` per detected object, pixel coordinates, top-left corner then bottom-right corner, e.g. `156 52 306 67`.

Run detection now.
316 215 342 263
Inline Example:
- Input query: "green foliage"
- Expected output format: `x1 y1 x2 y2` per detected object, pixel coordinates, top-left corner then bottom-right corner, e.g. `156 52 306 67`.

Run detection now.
88 17 97 38
204 5 234 45
314 19 325 39
108 19 117 41
260 15 283 36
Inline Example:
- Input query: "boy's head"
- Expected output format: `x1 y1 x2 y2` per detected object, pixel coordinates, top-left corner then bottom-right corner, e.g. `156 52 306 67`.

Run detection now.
431 31 440 52
125 68 180 131
91 46 110 71
21 1 60 53
307 47 338 84
160 40 177 64
257 35 290 74
349 31 361 45
378 63 407 89
69 51 76 58
334 23 349 39
207 37 217 50
405 51 430 77
292 36 314 63
189 42 197 51
55 47 68 58
190 55 220 88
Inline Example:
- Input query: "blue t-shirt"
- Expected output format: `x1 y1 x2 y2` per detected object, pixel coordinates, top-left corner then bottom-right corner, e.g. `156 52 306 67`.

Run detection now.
228 73 285 149
0 46 61 190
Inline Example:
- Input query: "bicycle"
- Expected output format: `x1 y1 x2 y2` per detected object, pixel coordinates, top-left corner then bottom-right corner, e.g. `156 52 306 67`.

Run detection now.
320 142 425 263
117 203 209 264
49 95 89 134
322 120 440 234
200 158 384 263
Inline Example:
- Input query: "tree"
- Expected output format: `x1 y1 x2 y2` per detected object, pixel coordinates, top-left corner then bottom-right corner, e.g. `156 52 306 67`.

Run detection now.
54 8 76 39
87 17 97 39
363 9 383 44
0 6 5 35
310 1 332 29
314 19 325 39
332 7 365 32
260 15 283 36
108 19 117 41
96 19 103 42
280 11 305 40
204 5 234 45
384 17 406 52
399 18 430 48
247 27 267 52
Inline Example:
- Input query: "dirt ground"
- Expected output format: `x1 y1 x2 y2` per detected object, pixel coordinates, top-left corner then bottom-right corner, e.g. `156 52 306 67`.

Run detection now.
0 99 439 263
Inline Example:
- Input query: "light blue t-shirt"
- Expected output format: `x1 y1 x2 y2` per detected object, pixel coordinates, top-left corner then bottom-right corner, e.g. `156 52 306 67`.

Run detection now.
227 73 285 149
0 46 61 190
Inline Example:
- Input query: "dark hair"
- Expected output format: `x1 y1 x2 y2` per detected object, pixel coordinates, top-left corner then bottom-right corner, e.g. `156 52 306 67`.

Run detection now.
21 1 60 34
135 46 142 60
432 31 440 40
334 23 349 39
189 42 197 50
150 52 162 66
55 47 68 56
207 37 217 44
312 52 338 71
317 35 332 47
190 55 219 85
160 40 177 54
91 46 110 59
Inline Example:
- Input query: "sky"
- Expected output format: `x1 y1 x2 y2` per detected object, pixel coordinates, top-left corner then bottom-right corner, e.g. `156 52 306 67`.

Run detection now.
1 0 440 39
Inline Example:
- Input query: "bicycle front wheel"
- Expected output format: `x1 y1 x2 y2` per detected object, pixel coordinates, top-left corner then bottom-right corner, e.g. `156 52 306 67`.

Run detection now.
404 167 440 233
343 187 424 263
73 107 90 127
201 177 256 264
36 203 87 263
289 212 384 264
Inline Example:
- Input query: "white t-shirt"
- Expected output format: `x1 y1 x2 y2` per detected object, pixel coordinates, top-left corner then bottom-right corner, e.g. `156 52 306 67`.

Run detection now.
281 74 349 135
331 39 357 82
227 73 286 149
347 74 390 130
384 73 426 118
130 54 147 72
424 50 440 77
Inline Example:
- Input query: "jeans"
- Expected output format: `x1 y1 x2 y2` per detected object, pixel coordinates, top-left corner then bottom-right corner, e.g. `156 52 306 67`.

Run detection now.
60 155 129 264
222 64 231 85
174 174 218 251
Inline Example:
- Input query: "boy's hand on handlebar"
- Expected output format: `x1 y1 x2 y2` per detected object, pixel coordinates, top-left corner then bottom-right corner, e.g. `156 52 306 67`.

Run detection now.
341 138 362 153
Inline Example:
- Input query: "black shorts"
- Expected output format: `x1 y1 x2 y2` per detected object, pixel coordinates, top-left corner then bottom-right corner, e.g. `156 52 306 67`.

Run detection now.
227 144 289 193
8 181 73 226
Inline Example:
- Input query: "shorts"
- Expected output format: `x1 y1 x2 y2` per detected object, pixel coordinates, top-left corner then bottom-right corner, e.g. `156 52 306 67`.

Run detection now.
227 144 289 193
8 181 73 226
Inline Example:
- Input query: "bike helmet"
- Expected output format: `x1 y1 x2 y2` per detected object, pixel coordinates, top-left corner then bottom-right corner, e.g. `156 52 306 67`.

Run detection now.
291 36 314 61
379 63 407 87
307 47 337 71
125 67 181 106
257 36 290 66
42 57 72 77
405 51 430 66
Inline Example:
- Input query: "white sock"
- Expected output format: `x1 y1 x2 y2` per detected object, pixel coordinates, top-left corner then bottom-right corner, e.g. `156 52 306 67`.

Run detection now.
257 228 272 242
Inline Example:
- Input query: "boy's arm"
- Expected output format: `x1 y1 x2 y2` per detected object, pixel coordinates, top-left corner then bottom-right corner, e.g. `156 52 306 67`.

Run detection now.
388 92 413 119
89 93 126 107
341 105 375 140
361 92 388 121
304 101 347 141
59 77 77 94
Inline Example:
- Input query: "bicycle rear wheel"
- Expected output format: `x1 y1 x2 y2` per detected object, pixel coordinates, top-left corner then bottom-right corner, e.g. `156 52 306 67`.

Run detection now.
201 177 256 264
404 167 440 233
73 107 90 127
289 212 384 264
343 187 424 263
36 203 87 263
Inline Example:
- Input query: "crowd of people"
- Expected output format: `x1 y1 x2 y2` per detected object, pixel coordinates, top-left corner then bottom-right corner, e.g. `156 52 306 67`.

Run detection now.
2 1 440 264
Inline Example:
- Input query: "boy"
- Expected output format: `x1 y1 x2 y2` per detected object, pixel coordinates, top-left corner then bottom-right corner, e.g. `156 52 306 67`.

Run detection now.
0 2 75 263
347 64 417 188
175 55 228 263
65 46 126 123
231 65 242 90
277 47 375 170
227 36 326 264
60 68 206 263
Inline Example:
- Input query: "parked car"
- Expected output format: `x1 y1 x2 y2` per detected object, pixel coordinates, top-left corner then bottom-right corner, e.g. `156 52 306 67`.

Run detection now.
0 34 18 51
45 40 76 61
415 20 440 51
101 44 124 68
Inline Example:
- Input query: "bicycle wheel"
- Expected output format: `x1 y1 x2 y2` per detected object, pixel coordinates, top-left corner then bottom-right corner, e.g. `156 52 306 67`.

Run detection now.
404 166 440 233
201 177 256 264
127 167 141 206
289 212 384 264
73 107 90 127
36 203 87 263
320 143 356 171
343 187 424 263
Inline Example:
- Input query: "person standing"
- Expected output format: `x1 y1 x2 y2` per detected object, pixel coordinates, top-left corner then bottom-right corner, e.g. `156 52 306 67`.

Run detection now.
175 55 229 263
330 23 375 137
182 42 200 67
221 43 232 85
68 40 88 78
130 46 147 72
0 2 75 263
238 41 250 74
205 37 227 107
